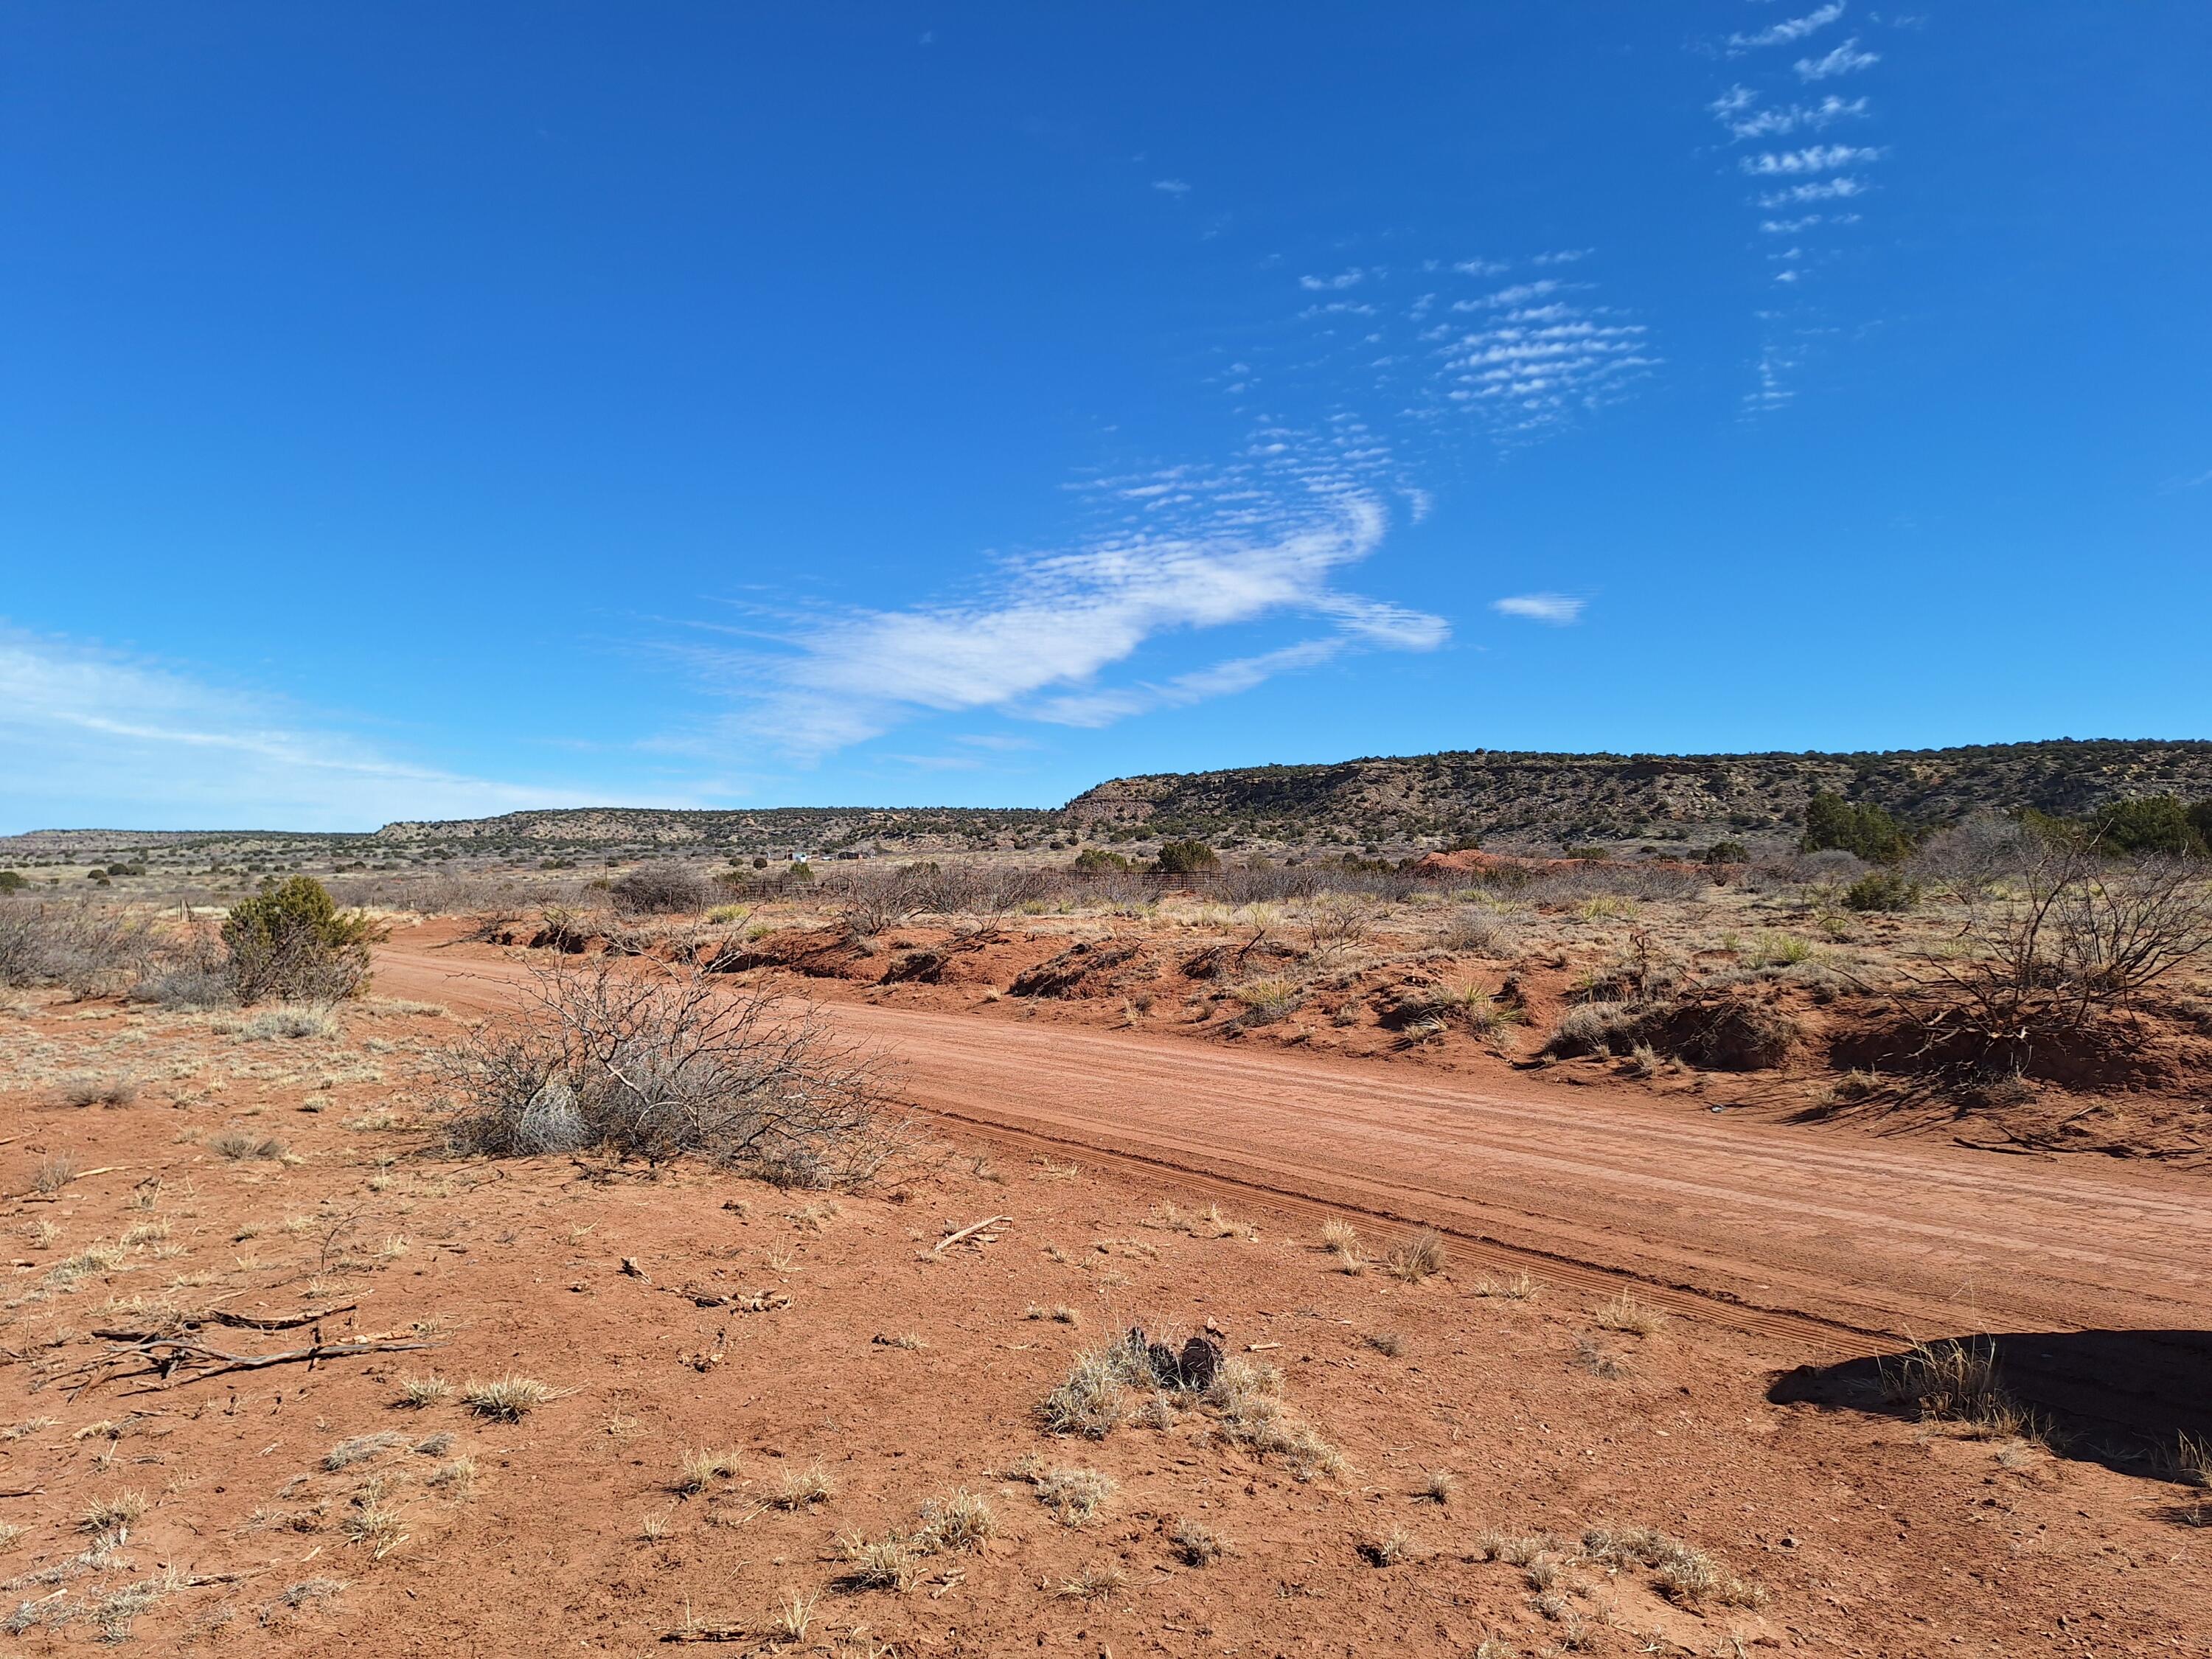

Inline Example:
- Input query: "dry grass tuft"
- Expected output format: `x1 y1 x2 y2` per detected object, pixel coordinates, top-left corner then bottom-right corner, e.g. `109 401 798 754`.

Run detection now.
672 1448 742 1495
1054 1562 1125 1601
427 1455 477 1496
80 1491 148 1540
1203 1355 1344 1481
1575 1336 1630 1379
1040 1341 1150 1439
30 1152 79 1194
207 1129 289 1162
769 1461 834 1510
1592 1290 1665 1336
1358 1526 1416 1567
1582 1526 1767 1608
1384 1227 1446 1283
323 1432 405 1471
342 1478 408 1558
1171 1518 1226 1565
1024 1303 1082 1326
1470 1270 1537 1299
1417 1468 1458 1504
394 1374 451 1408
1025 1464 1115 1526
771 1587 818 1641
60 1074 138 1108
914 1488 998 1553
836 1532 919 1592
462 1374 554 1422
2160 1432 2212 1489
1881 1338 2048 1441
1363 1330 1407 1358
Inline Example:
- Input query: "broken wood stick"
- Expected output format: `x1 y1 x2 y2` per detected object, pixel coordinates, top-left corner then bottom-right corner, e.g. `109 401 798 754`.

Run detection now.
932 1214 1012 1254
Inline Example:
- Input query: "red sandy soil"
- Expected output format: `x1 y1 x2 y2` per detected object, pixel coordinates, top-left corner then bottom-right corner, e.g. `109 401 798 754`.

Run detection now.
375 925 2212 1367
0 931 2207 1655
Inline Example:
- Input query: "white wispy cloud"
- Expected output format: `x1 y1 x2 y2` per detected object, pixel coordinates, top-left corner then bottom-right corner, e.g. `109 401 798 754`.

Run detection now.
691 461 1445 759
1796 38 1879 79
1742 143 1882 175
1152 178 1192 196
1299 268 1368 291
0 626 602 830
1756 176 1868 206
1705 11 1889 411
1728 2 1846 53
1715 94 1869 140
1491 594 1585 625
1453 279 1563 310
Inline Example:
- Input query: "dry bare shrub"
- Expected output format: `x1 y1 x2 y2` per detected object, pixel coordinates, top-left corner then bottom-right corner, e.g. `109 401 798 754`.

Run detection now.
0 900 178 997
827 865 931 939
1440 908 1516 955
1544 987 1799 1071
207 1130 288 1161
609 865 711 916
30 1152 80 1194
1916 841 2212 1065
439 957 901 1187
60 1074 138 1108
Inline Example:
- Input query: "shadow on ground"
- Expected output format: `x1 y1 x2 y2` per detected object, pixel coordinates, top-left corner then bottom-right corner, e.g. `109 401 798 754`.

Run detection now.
1771 1328 2212 1494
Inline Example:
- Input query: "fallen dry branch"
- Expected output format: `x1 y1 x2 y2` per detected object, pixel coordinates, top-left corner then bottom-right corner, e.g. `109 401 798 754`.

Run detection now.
52 1334 439 1397
933 1214 1012 1254
88 1303 358 1342
658 1628 752 1644
680 1286 791 1311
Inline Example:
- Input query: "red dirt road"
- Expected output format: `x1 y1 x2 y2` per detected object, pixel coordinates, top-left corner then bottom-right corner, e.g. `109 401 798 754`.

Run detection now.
375 933 2212 1426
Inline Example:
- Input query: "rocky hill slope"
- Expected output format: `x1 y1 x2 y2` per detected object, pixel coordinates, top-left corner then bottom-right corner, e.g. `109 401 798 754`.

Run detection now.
1063 739 2212 852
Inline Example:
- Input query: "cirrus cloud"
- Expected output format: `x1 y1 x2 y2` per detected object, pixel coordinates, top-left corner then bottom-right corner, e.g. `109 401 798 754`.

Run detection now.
1490 593 1585 626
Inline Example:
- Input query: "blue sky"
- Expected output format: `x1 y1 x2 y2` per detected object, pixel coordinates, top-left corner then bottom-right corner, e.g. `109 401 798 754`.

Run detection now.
3 2 2207 832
